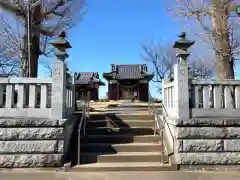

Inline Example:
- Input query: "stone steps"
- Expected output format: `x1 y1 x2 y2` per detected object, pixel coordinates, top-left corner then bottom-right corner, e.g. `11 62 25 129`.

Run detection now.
78 107 170 171
89 107 162 114
81 142 162 153
87 119 154 128
81 134 161 144
80 152 167 163
86 127 157 135
72 162 172 171
88 114 154 121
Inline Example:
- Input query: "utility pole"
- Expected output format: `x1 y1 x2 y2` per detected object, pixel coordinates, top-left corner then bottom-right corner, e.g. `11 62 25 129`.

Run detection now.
27 3 31 77
27 0 41 77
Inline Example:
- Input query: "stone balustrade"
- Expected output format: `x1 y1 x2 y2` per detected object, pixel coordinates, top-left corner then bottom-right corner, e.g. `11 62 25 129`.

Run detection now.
160 32 240 171
0 32 74 168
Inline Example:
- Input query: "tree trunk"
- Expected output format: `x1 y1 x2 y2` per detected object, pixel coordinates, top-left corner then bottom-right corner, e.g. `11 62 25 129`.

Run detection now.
29 34 40 77
212 0 234 79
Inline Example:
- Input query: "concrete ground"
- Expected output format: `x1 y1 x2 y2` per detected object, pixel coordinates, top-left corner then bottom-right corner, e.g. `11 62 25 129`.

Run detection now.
0 171 240 180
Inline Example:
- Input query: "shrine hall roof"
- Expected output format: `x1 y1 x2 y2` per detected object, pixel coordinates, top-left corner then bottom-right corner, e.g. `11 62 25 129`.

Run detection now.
74 72 104 86
103 64 154 80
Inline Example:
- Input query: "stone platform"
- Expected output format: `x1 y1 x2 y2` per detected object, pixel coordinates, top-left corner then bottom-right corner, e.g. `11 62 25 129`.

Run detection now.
0 171 240 180
0 118 65 167
159 115 240 171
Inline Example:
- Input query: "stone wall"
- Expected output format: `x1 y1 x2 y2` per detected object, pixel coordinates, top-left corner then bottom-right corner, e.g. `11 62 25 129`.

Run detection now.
0 118 65 168
161 116 240 171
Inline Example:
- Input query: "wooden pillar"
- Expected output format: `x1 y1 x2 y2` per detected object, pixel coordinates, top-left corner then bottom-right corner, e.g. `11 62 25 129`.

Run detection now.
139 80 148 102
89 89 92 100
108 83 111 100
92 88 98 101
117 83 120 100
138 81 140 101
96 88 99 101
109 80 118 100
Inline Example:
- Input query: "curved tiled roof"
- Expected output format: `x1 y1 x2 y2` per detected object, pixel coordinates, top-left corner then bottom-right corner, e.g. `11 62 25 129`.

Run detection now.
103 64 154 80
74 72 104 85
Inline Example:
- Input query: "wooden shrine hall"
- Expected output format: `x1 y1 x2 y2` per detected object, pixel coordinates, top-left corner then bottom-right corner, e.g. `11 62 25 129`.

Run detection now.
75 72 105 101
103 64 154 102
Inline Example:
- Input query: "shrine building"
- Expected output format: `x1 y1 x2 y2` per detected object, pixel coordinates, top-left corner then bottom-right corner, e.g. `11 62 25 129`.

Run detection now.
103 64 154 102
75 72 105 101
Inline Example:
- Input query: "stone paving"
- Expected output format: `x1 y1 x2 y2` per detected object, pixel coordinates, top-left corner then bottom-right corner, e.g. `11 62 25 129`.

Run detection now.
0 171 240 180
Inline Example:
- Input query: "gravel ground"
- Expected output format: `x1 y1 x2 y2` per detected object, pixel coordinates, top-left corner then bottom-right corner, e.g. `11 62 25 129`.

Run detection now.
0 171 240 180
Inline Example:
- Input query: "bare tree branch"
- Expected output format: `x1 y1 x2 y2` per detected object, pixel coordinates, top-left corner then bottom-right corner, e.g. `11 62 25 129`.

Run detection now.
0 14 21 76
188 56 215 79
165 0 240 79
0 0 87 77
41 61 52 77
140 41 177 83
140 41 215 93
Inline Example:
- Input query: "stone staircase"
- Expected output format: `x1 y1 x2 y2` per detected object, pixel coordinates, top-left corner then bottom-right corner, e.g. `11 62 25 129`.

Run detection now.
72 104 173 171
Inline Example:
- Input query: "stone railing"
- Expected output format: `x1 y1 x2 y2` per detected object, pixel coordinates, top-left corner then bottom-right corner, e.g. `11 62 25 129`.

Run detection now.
162 64 240 119
189 79 240 117
162 81 175 117
0 32 75 168
0 78 52 118
161 66 240 170
0 33 74 120
160 32 240 171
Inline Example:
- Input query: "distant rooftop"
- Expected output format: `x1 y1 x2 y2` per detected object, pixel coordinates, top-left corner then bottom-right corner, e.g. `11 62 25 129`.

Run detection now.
103 64 154 80
74 72 104 86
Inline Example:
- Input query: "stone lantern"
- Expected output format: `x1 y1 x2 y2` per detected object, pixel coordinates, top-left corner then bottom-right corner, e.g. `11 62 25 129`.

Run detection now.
51 31 72 82
51 31 72 61
50 31 72 119
173 32 195 64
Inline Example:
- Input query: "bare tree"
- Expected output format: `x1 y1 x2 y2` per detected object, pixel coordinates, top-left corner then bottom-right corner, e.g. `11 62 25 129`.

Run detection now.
140 41 177 84
165 0 240 79
0 16 21 76
0 45 20 76
188 56 215 79
140 41 215 92
0 0 87 77
41 61 52 77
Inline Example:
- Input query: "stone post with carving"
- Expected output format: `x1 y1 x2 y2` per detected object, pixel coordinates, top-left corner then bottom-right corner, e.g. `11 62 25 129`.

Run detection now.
172 32 195 119
51 31 72 119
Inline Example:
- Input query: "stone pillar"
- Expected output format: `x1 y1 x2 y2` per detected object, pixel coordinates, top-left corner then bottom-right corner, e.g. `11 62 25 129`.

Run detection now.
51 31 72 119
173 32 195 119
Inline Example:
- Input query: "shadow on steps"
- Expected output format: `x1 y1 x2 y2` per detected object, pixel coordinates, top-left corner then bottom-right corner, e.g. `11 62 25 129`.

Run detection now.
80 113 133 164
62 113 135 166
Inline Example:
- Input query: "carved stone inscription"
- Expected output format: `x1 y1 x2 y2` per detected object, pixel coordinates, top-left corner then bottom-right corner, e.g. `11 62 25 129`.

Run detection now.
0 128 64 140
179 68 185 92
52 67 61 101
0 141 59 153
0 154 63 167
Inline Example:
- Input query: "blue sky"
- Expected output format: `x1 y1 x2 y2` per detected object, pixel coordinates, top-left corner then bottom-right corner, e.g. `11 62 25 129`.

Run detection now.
38 0 240 98
39 0 182 98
